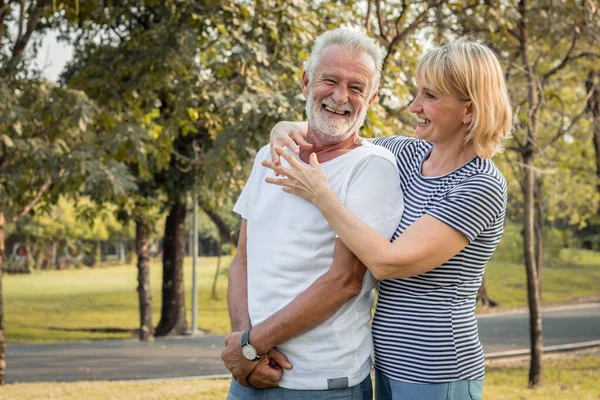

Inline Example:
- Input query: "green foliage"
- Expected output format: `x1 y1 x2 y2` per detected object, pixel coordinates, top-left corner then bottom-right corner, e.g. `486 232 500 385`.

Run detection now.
492 222 582 266
9 198 134 242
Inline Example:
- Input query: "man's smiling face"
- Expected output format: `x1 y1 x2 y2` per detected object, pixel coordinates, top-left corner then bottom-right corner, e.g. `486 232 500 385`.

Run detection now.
303 44 377 143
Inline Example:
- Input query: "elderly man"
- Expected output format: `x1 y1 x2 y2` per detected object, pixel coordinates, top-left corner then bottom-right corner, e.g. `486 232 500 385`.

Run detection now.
222 29 403 400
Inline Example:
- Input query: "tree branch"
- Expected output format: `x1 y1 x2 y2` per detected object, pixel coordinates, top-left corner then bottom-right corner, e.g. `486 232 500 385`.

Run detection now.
542 101 591 152
199 200 239 245
383 7 428 71
375 0 389 44
11 0 49 66
6 167 64 223
0 0 13 47
503 151 527 193
540 31 580 84
365 0 372 31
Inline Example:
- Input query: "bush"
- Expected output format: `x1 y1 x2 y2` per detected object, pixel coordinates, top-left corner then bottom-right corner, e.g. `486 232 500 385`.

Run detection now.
491 222 580 266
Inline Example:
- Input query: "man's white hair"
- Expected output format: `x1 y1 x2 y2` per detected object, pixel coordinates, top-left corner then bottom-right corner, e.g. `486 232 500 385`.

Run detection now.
304 28 385 97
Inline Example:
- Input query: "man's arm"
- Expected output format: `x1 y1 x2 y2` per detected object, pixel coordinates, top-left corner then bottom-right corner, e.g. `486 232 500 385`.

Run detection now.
249 238 365 353
222 237 366 376
227 219 250 332
223 219 288 387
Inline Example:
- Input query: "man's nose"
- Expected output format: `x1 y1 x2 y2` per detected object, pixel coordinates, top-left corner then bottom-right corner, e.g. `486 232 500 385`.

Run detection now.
331 84 349 105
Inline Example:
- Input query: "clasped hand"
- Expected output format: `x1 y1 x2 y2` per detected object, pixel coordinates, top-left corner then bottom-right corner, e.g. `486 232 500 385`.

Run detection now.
221 331 292 388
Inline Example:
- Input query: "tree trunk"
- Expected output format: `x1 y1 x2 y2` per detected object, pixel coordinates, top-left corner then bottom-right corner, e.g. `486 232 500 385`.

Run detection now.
199 201 239 245
523 153 543 388
0 211 6 385
534 178 544 295
211 235 224 300
155 199 188 336
585 70 600 194
477 273 498 307
51 241 59 269
135 216 154 341
100 241 108 262
35 247 45 271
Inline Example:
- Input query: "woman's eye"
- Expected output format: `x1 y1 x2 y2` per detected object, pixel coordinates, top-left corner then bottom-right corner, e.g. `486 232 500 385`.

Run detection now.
425 92 435 99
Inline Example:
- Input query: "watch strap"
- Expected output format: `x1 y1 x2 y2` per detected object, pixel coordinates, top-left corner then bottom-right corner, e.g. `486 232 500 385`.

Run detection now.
241 329 251 347
241 328 265 361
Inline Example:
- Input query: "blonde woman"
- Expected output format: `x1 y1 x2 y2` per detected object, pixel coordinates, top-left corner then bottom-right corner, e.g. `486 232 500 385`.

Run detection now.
262 39 512 400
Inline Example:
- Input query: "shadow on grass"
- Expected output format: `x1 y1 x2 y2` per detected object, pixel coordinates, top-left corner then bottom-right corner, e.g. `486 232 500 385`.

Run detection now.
45 326 138 334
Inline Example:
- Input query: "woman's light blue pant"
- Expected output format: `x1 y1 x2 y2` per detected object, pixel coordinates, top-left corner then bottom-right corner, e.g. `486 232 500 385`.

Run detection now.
374 369 483 400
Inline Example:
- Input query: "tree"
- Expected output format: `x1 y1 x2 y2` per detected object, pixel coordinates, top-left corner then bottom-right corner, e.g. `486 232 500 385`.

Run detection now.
456 0 599 387
0 1 140 383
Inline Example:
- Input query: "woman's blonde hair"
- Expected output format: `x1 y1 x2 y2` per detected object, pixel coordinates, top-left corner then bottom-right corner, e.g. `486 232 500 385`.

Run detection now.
416 38 512 159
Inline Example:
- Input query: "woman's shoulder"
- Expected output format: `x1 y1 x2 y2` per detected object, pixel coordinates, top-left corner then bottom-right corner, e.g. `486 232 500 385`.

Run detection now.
456 158 507 199
372 135 426 157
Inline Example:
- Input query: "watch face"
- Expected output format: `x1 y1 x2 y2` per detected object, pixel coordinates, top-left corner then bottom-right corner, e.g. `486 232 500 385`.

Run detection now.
242 345 257 360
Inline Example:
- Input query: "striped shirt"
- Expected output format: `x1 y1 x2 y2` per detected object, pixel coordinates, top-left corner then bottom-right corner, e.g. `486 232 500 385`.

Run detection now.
372 136 507 383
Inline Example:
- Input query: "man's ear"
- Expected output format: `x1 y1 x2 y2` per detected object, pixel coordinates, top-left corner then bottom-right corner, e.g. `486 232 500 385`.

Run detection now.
368 91 378 106
302 71 309 99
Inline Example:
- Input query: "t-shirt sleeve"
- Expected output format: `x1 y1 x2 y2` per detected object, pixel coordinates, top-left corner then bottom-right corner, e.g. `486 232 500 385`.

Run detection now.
427 174 507 242
373 135 413 156
343 155 404 241
232 146 270 219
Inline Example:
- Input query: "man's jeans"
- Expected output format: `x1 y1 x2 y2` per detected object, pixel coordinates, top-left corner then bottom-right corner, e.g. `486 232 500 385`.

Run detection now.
226 375 373 400
374 369 483 400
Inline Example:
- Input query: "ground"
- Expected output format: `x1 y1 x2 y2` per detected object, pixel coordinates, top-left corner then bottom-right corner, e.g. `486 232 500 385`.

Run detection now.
1 350 598 399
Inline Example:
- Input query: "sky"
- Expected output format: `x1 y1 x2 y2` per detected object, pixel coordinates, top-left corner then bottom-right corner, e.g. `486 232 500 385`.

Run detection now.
34 30 73 82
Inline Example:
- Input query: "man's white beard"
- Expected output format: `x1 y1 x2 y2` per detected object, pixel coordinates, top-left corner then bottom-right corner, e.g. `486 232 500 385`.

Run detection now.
305 87 368 144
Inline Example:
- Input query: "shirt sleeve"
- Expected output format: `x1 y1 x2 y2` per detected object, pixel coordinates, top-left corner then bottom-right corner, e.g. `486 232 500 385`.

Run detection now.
373 135 414 157
427 173 507 242
233 146 270 219
343 155 404 241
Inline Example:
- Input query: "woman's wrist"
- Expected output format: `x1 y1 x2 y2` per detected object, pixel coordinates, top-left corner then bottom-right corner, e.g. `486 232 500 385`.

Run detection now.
313 184 339 212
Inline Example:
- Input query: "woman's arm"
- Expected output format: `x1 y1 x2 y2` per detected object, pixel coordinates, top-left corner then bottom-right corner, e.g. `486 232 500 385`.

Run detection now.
263 148 469 279
269 121 310 164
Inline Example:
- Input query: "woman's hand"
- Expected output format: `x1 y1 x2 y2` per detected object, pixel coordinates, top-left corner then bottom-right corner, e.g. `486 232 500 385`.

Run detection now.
269 121 311 166
262 147 330 205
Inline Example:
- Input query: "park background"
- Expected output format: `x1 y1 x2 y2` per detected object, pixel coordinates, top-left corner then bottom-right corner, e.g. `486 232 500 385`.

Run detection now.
0 0 599 399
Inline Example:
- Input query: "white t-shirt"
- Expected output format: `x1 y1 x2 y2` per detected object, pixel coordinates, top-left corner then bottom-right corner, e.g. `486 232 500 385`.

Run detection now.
233 140 403 390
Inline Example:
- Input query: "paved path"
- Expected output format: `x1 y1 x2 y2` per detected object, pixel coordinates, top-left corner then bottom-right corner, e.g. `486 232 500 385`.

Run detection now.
6 303 600 383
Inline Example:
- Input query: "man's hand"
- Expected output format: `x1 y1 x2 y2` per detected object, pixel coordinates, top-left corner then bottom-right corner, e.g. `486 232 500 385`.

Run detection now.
222 331 257 387
246 355 282 389
222 332 293 388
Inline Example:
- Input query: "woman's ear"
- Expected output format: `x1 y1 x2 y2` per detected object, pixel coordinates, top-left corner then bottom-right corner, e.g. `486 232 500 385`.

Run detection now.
463 101 474 125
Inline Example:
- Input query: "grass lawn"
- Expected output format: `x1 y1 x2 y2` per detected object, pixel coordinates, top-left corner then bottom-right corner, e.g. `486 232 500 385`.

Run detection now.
4 256 232 342
1 351 599 399
4 248 600 342
481 248 600 310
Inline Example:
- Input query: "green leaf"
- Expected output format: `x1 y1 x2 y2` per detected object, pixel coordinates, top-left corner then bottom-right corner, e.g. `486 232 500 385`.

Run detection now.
12 121 22 136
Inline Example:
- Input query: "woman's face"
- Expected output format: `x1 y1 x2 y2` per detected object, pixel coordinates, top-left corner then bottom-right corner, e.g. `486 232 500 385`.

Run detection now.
409 79 472 145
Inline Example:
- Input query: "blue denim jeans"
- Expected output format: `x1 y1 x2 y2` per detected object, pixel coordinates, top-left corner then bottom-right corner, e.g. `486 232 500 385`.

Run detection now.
227 375 373 400
374 369 483 400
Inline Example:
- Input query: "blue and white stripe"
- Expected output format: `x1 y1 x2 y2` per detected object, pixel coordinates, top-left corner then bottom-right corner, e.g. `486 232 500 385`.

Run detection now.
372 136 507 383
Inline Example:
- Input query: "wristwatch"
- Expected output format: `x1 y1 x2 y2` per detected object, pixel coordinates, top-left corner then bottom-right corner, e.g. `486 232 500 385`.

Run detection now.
241 328 264 361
